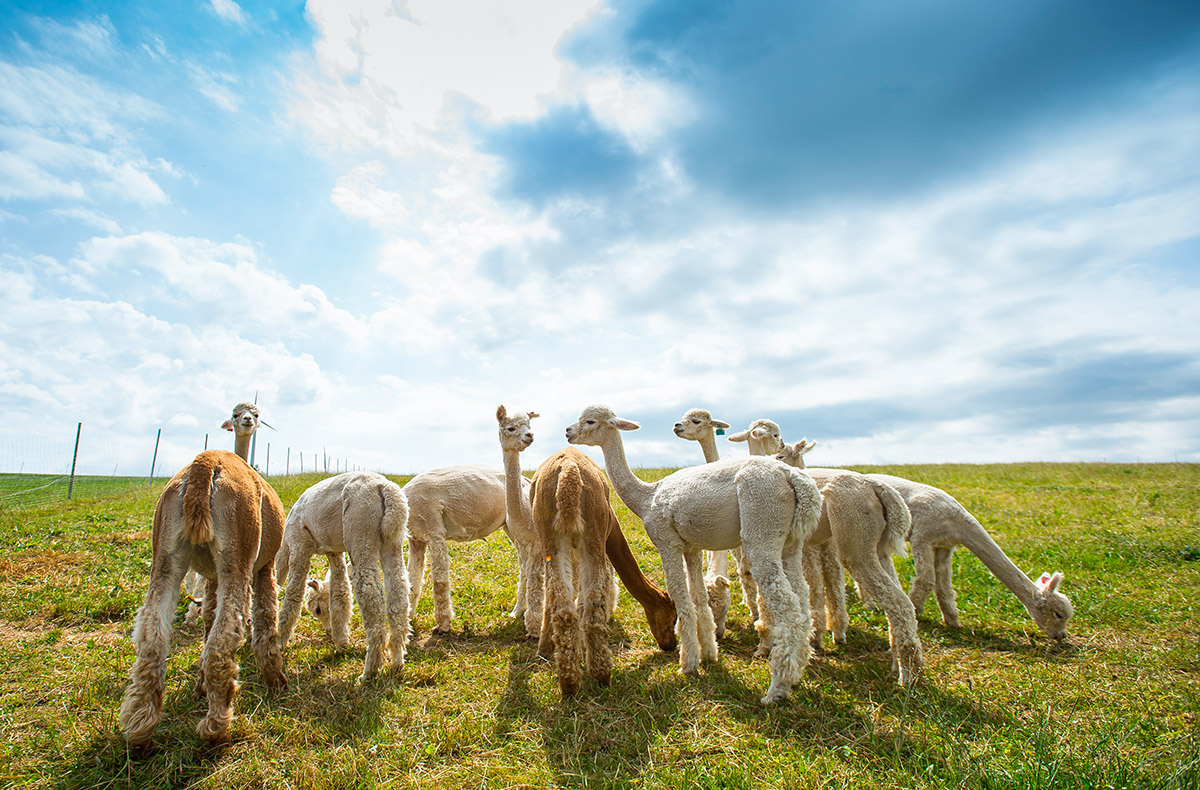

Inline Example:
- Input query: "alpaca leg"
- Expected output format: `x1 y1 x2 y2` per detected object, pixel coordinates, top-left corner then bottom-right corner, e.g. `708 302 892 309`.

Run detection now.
744 544 809 705
427 536 454 634
197 565 252 744
380 536 411 668
657 545 700 674
276 546 313 649
846 552 923 687
250 561 287 693
195 577 217 698
731 545 760 622
547 535 583 696
520 544 546 638
907 543 936 619
802 546 826 650
685 550 719 663
119 551 190 749
327 553 353 649
819 543 849 645
579 544 613 686
933 547 959 627
351 550 387 681
406 538 428 621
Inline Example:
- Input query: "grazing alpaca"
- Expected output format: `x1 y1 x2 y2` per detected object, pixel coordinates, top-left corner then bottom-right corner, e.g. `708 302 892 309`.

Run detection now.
120 402 287 749
566 405 821 704
276 471 410 680
865 473 1074 639
405 463 539 637
773 443 923 683
528 445 618 696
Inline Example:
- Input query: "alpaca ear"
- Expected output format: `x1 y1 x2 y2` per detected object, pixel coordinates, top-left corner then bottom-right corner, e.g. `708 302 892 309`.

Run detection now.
712 575 730 590
611 417 640 431
307 579 321 591
527 411 539 420
496 405 507 422
728 430 750 442
713 420 731 430
799 439 818 455
1044 572 1064 594
221 419 234 431
751 426 768 439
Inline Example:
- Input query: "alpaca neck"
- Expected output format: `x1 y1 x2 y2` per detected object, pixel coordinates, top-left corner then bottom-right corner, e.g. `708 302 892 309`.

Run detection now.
697 432 720 463
233 433 253 463
501 447 531 532
954 509 1037 610
596 432 656 518
605 516 671 608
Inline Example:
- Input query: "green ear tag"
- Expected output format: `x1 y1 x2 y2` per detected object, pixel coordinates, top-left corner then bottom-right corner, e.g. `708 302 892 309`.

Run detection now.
715 428 726 435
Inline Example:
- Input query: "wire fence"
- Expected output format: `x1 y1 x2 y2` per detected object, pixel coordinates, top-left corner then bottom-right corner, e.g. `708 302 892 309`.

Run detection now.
0 424 365 510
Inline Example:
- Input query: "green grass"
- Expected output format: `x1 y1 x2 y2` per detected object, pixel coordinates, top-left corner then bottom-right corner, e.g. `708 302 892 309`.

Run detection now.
0 464 1197 789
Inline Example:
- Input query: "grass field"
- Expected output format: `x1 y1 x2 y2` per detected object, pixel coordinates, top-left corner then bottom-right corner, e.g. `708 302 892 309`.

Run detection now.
0 463 1196 789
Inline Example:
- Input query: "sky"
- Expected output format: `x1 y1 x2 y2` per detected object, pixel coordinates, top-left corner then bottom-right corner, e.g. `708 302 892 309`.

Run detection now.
1 0 1199 478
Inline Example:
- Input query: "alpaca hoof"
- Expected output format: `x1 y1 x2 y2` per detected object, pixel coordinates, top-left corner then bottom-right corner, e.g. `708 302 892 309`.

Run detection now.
833 634 847 645
266 675 289 695
760 687 790 706
944 616 960 629
196 719 231 745
125 738 156 758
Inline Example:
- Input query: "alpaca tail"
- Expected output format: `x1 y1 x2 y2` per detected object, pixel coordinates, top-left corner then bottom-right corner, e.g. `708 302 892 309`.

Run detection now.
181 452 219 545
552 459 585 535
378 483 409 544
867 478 911 558
783 467 822 544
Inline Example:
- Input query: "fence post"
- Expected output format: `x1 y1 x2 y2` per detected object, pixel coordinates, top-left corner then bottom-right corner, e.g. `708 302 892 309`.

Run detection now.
204 434 208 451
286 447 290 476
300 451 303 474
67 422 81 500
149 428 161 488
266 443 270 477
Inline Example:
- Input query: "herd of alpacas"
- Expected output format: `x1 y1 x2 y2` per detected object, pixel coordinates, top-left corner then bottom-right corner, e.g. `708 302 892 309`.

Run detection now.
118 402 1075 750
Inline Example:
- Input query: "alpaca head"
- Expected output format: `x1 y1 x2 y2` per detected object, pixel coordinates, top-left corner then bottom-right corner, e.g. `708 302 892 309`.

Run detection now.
496 405 538 453
304 577 333 639
1030 571 1073 640
728 419 785 455
775 439 819 469
221 402 261 440
564 404 639 446
673 408 731 443
705 574 732 639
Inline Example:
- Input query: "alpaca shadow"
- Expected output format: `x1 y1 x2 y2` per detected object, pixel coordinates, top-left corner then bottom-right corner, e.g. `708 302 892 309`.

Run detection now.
494 645 700 786
916 619 1077 661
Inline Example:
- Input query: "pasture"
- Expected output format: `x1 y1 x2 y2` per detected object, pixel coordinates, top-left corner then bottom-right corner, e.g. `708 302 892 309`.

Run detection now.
0 463 1196 789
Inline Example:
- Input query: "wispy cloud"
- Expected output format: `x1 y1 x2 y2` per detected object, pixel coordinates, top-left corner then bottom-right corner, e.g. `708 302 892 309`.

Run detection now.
209 0 247 26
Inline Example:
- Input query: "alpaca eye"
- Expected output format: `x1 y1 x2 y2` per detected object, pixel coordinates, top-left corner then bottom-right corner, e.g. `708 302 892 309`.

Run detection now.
586 420 595 425
315 607 321 614
692 420 700 424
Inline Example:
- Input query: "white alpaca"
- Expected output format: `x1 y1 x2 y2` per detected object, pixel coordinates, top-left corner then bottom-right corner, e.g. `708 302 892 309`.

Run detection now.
865 473 1074 639
405 463 541 637
276 471 410 680
772 443 923 681
120 402 287 749
182 568 204 626
566 405 822 705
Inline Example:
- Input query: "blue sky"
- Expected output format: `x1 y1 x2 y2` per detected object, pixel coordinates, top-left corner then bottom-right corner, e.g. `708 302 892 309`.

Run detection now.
2 0 1198 477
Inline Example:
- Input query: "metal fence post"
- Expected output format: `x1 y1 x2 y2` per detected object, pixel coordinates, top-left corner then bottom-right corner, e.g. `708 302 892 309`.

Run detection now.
149 428 161 488
67 422 81 499
266 443 270 477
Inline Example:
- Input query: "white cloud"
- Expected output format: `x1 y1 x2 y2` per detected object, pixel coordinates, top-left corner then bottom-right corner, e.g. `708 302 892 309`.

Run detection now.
209 0 248 26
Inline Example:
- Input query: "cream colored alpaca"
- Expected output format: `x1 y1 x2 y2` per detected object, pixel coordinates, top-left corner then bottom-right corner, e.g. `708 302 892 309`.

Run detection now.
495 406 551 638
120 402 287 749
405 461 540 637
276 471 410 680
566 405 822 705
774 442 923 683
865 473 1074 639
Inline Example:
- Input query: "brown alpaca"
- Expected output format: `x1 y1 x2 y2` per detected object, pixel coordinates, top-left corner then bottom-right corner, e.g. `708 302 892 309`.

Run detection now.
529 446 623 696
119 402 287 749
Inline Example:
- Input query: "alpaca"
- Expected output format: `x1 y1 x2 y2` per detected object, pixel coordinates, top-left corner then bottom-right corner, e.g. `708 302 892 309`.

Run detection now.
182 568 203 626
404 462 540 637
566 405 822 705
299 555 354 637
120 402 287 749
499 406 676 654
528 445 619 696
772 442 923 682
495 406 551 637
276 471 410 680
865 473 1074 639
677 413 834 646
